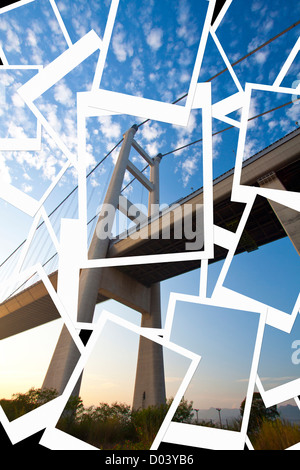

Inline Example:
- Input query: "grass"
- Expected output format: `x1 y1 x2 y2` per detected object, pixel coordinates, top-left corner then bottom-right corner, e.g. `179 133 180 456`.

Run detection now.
251 419 300 450
56 395 195 450
0 388 194 450
55 409 300 450
57 402 173 450
2 388 300 450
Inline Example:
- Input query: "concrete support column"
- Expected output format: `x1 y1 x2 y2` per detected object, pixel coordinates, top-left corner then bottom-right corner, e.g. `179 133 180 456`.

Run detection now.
148 154 161 210
132 154 166 410
42 324 81 396
77 125 138 322
42 126 138 396
257 171 300 255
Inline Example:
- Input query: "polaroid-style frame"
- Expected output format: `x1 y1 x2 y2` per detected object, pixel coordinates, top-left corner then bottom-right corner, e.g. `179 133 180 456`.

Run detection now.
0 65 42 151
211 196 300 335
75 81 214 276
36 311 201 450
161 289 267 451
232 86 300 211
0 262 85 445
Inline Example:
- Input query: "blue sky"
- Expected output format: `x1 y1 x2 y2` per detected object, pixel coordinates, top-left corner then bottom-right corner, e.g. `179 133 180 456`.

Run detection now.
0 0 299 208
0 0 299 421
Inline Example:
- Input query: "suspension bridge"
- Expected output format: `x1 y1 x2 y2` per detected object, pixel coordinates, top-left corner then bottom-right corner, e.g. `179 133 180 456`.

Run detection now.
0 7 299 408
0 123 299 409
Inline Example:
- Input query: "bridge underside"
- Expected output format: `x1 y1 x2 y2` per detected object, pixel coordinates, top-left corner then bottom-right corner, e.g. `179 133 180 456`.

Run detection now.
114 194 287 285
0 137 299 340
111 152 300 281
0 189 292 340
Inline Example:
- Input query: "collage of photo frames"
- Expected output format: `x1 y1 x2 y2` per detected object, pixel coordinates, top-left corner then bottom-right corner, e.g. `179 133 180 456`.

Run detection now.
0 0 299 454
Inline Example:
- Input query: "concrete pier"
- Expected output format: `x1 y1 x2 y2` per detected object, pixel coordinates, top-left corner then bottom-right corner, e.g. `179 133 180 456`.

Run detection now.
258 171 300 255
42 129 166 409
43 126 139 395
132 154 166 410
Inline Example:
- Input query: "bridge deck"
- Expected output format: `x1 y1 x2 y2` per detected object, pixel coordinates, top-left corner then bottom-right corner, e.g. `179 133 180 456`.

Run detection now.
0 128 299 339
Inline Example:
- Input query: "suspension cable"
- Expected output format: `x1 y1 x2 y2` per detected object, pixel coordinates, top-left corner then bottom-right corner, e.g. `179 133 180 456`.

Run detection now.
161 98 299 158
1 20 299 268
136 19 300 129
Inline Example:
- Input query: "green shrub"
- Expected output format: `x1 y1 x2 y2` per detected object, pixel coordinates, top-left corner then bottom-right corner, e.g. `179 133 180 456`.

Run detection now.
169 397 194 423
240 392 279 435
0 387 58 421
58 401 137 450
1 388 194 450
131 404 168 449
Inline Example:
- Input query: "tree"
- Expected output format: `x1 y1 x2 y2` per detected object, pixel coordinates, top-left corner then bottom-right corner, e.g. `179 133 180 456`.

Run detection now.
168 397 194 423
240 392 279 434
83 402 132 425
0 387 59 421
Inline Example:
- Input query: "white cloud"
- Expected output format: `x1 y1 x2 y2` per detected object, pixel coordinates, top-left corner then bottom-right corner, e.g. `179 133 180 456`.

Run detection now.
287 102 300 121
112 23 134 62
15 147 59 182
110 147 121 166
146 27 163 51
248 96 260 128
0 154 11 184
43 156 58 180
26 29 38 47
121 183 133 197
181 155 198 187
131 57 145 85
182 156 197 174
98 115 122 141
243 137 259 160
149 72 157 82
176 0 198 47
268 120 277 130
124 170 132 184
141 122 164 142
72 17 88 39
22 183 33 193
212 133 223 159
146 141 159 157
251 1 263 12
39 101 62 134
28 44 44 65
264 18 274 32
85 143 96 169
247 37 260 53
54 81 74 107
253 50 269 65
159 88 174 103
57 1 68 13
0 71 14 87
172 136 190 157
49 18 64 37
173 111 197 137
5 28 21 54
125 57 146 95
11 91 25 108
90 174 101 188
23 172 31 181
180 71 190 83
0 17 8 32
279 117 292 133
178 49 193 67
7 122 27 139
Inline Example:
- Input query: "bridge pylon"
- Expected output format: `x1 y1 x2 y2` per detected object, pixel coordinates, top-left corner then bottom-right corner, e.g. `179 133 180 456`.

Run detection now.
42 125 166 409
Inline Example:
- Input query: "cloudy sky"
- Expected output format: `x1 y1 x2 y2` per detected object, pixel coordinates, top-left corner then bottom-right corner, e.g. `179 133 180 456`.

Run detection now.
0 0 298 207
